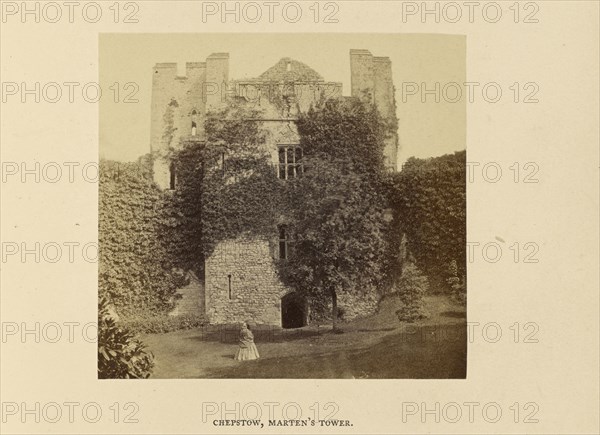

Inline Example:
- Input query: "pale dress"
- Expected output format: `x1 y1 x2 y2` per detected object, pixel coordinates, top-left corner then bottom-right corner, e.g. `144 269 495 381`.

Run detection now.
234 327 260 361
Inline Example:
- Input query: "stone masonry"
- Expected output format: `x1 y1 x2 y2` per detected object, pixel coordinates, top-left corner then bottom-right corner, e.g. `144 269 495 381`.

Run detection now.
204 237 287 325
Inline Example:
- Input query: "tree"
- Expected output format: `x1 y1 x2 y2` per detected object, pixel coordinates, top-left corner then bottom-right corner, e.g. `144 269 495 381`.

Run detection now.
297 98 388 177
278 98 390 330
394 261 429 322
384 231 428 322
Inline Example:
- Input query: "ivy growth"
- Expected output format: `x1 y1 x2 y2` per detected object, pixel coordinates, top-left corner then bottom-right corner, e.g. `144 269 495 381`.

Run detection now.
99 158 186 317
168 101 284 262
278 97 391 330
388 151 467 291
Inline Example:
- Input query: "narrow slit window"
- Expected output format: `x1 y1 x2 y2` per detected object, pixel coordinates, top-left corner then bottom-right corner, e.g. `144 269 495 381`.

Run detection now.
228 274 232 299
278 225 293 260
191 109 197 136
169 162 176 190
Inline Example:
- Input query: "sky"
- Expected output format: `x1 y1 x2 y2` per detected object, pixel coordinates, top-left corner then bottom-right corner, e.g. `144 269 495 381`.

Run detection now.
99 33 466 167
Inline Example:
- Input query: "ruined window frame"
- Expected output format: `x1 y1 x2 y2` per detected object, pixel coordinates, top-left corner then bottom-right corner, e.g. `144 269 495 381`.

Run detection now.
277 144 303 180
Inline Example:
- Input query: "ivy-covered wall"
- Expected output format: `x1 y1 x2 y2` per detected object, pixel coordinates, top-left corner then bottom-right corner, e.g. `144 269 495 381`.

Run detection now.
98 158 186 317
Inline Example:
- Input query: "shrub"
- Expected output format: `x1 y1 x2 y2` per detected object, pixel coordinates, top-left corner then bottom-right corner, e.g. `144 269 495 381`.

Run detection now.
98 297 155 379
447 259 466 305
394 262 429 322
120 313 206 335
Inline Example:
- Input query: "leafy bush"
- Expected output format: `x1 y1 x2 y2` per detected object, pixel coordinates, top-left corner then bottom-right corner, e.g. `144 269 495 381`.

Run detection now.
394 262 429 322
98 297 155 379
120 313 206 335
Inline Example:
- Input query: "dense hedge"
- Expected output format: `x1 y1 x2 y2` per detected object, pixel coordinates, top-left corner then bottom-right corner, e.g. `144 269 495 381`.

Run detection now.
119 313 206 335
388 151 466 291
99 158 186 317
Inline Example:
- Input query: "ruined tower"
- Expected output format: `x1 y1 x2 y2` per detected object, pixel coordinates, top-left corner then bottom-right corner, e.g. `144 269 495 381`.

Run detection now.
149 50 399 326
350 49 398 170
150 54 230 189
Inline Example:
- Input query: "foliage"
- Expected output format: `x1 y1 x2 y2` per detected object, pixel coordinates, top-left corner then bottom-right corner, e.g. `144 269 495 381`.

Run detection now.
393 261 430 322
168 102 283 261
120 313 206 335
99 159 186 316
161 98 179 151
388 151 466 291
278 158 388 294
161 141 206 276
446 259 466 305
279 98 390 328
98 296 154 379
296 98 388 177
99 91 465 331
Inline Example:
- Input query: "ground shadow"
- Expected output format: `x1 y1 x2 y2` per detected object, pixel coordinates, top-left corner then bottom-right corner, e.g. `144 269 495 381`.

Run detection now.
356 327 396 333
184 327 322 344
202 323 467 379
440 310 466 319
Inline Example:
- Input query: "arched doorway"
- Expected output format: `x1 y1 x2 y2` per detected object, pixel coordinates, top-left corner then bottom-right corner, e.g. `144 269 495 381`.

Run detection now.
281 293 307 329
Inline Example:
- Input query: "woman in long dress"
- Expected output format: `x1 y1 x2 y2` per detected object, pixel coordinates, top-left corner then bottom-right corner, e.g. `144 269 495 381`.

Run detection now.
234 322 260 361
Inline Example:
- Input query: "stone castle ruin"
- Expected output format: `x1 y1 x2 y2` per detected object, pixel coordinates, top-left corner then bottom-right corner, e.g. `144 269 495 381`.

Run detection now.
150 50 399 327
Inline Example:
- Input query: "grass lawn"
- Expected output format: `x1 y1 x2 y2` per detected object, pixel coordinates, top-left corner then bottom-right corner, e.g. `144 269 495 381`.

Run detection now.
141 295 467 379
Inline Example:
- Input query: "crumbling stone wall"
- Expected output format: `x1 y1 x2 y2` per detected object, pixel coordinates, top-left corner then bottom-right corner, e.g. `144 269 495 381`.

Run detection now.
150 62 209 189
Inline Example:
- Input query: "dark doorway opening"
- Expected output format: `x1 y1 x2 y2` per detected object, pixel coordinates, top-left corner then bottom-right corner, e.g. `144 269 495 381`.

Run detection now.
281 293 306 329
